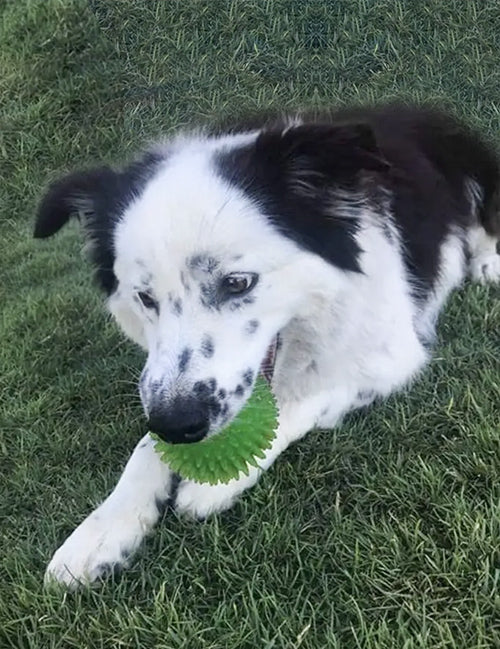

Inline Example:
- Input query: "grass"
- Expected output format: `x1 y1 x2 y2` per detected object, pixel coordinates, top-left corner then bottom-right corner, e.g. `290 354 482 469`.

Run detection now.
1 0 499 647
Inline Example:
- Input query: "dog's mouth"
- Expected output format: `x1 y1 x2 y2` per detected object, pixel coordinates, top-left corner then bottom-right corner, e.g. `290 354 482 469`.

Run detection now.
260 334 280 384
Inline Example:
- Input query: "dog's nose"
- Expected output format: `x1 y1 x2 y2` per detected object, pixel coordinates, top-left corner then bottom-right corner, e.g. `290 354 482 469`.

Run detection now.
147 397 210 444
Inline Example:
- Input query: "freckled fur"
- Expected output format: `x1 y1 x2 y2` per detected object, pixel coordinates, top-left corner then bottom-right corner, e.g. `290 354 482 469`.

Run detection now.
245 319 260 335
242 369 254 386
178 348 192 374
200 335 215 358
172 298 183 316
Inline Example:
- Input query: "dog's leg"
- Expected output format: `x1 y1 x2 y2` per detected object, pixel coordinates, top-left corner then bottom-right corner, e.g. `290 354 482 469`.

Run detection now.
174 387 355 519
469 225 500 283
45 433 172 589
45 389 354 587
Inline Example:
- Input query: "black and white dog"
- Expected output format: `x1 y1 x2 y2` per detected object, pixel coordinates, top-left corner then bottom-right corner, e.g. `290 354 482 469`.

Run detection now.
35 104 500 588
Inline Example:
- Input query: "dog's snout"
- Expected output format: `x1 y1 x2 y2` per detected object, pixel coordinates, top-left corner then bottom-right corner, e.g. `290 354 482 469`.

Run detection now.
147 397 209 444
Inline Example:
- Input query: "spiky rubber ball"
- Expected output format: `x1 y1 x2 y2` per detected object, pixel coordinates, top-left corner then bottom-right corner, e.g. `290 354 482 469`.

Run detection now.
152 378 278 485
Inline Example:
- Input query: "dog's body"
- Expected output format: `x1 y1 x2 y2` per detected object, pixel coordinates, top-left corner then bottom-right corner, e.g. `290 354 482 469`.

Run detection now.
35 104 500 588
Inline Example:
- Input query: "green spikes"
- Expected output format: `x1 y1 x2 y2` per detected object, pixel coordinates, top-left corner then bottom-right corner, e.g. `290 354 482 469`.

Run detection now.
152 378 278 485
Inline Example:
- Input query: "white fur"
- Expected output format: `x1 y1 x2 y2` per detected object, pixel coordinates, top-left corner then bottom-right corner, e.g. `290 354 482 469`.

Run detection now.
416 230 467 344
469 225 500 283
46 434 171 586
45 133 499 589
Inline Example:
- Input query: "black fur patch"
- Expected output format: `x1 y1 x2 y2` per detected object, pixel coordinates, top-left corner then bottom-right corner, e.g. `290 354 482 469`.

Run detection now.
201 335 215 358
199 282 219 310
208 398 222 417
193 378 217 398
245 319 260 335
359 105 500 295
34 151 165 294
190 380 222 422
215 122 391 273
178 347 192 373
189 254 219 274
162 472 182 515
242 369 254 386
95 562 125 581
172 298 183 316
216 105 500 297
234 384 244 397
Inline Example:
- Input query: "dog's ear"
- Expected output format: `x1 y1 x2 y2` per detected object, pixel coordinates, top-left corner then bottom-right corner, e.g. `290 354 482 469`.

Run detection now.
34 167 123 294
255 122 390 191
217 122 390 274
34 166 121 238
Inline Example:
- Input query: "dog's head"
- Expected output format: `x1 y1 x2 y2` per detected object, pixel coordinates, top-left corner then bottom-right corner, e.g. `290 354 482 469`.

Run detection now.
35 122 388 443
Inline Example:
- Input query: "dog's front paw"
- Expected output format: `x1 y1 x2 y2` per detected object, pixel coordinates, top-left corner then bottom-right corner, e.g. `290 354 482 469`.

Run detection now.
45 511 144 589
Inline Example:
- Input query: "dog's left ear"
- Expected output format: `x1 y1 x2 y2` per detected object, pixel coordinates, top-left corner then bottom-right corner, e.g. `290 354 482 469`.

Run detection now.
255 122 390 190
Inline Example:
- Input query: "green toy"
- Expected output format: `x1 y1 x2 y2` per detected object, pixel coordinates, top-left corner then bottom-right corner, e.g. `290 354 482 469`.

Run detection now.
152 378 278 485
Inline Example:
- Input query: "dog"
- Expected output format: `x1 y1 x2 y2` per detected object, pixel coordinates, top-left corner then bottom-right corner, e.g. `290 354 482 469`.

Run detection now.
34 104 500 588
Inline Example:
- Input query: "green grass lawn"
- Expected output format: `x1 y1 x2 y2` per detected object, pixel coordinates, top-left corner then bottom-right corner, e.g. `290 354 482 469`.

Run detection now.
1 1 499 647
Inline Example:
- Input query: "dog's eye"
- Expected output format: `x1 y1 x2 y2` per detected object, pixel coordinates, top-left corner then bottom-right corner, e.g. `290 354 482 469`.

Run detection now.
221 273 258 297
137 291 158 311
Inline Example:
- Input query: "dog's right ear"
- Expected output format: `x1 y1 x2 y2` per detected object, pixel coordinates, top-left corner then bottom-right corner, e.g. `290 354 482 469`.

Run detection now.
34 166 125 294
34 167 120 238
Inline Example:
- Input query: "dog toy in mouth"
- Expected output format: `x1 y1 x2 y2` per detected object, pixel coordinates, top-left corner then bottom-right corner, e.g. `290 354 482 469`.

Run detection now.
151 378 278 485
